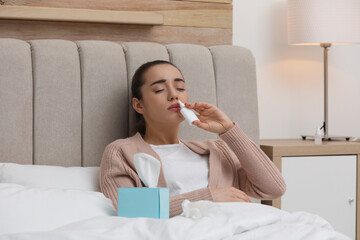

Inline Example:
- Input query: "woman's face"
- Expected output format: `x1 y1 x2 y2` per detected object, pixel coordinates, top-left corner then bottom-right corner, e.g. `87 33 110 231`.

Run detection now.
133 64 188 125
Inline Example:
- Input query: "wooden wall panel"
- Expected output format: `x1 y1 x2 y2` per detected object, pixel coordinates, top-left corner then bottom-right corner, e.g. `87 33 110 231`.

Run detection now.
0 20 231 46
177 0 232 3
0 6 164 25
160 9 231 28
4 0 232 11
0 0 232 46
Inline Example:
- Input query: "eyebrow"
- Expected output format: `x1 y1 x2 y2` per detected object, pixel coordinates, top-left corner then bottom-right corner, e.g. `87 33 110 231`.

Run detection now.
150 78 185 87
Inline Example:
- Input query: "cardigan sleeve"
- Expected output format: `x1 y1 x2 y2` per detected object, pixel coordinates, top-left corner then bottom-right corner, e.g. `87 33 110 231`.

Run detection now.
169 188 213 217
100 142 213 218
99 142 141 211
218 121 286 200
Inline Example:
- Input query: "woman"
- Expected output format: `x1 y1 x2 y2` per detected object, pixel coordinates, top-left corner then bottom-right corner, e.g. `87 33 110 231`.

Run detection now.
100 60 286 218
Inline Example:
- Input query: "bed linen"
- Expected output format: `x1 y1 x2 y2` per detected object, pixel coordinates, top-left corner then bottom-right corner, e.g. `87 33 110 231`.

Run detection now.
0 163 100 191
0 183 116 234
1 201 350 240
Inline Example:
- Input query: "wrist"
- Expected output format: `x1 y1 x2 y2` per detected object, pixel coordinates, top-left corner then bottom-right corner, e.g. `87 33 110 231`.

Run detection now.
219 121 234 135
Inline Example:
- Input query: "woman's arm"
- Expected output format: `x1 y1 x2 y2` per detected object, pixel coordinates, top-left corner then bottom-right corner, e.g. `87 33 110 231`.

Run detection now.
100 142 142 210
184 102 286 200
100 142 213 218
217 122 286 199
169 188 213 217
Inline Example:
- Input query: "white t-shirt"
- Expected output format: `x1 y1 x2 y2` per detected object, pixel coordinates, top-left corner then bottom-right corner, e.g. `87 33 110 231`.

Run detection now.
149 141 209 196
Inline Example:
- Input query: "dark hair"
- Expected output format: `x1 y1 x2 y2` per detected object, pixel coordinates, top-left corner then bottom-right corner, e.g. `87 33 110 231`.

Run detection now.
130 60 182 136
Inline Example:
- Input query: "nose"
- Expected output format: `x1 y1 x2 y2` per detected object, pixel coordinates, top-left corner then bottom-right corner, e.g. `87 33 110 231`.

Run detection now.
167 86 179 102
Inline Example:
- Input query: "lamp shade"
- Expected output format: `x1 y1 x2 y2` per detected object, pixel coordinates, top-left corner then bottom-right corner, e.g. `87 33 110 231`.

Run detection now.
287 0 360 45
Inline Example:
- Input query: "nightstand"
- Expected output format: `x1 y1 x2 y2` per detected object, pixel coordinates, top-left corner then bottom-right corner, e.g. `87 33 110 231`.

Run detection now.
260 139 360 240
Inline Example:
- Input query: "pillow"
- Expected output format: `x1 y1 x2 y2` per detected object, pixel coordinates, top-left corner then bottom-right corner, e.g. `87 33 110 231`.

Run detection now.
0 162 100 191
0 183 117 235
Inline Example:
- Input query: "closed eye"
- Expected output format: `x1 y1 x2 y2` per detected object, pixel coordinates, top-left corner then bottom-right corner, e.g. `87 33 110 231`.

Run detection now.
154 88 185 93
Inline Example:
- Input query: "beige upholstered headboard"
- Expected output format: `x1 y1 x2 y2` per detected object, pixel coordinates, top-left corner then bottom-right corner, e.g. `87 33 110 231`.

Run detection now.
0 38 259 167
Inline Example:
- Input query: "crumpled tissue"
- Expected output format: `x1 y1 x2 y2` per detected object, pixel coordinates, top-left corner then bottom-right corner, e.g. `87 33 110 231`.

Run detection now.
181 199 222 219
133 153 161 187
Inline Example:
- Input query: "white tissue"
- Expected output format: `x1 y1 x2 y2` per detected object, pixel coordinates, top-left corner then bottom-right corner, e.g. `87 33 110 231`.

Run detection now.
180 200 221 219
133 153 161 188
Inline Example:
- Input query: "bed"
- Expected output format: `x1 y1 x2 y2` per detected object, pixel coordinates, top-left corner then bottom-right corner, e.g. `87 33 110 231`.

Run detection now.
0 38 350 239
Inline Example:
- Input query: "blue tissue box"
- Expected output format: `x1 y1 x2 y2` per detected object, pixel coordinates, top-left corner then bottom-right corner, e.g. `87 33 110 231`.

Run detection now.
117 187 169 219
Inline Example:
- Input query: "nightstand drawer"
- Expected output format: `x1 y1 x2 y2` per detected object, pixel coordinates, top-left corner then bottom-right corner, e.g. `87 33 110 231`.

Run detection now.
282 155 356 239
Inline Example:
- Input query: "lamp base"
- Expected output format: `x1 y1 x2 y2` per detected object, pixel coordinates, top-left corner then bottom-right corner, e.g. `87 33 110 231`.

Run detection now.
301 135 351 141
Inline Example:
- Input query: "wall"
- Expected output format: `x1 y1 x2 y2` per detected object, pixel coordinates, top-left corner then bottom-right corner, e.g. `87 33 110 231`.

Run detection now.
2 0 359 139
233 0 360 139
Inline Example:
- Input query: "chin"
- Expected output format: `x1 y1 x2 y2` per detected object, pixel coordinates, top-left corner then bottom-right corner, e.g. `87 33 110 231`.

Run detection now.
170 113 184 123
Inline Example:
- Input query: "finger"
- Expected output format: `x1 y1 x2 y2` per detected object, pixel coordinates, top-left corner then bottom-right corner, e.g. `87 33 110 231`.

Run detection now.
235 192 245 201
184 102 192 108
197 115 206 121
186 102 212 112
240 195 251 203
192 120 208 130
234 196 248 203
185 103 209 115
244 194 251 202
186 102 208 110
194 102 211 109
243 193 251 202
185 102 200 110
236 191 251 203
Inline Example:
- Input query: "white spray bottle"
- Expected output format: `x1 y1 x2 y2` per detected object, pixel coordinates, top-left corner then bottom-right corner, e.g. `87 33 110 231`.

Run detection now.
178 100 200 126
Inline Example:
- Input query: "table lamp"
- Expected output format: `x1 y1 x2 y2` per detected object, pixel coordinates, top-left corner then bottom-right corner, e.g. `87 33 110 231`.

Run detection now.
286 0 360 141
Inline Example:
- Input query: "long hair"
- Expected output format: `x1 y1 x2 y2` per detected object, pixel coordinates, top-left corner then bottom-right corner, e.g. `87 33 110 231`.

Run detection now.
130 60 182 136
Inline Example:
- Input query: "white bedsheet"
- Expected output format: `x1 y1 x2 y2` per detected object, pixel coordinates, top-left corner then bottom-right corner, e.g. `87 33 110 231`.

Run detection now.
1 202 350 240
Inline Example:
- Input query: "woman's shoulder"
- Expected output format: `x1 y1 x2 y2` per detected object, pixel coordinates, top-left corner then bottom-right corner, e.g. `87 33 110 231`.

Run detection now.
103 133 140 154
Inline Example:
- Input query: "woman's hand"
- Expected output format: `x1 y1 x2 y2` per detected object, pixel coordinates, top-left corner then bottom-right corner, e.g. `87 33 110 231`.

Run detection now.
210 187 252 203
185 102 233 134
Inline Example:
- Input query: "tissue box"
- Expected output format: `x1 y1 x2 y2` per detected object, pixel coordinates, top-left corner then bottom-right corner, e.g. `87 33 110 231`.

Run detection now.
117 187 169 219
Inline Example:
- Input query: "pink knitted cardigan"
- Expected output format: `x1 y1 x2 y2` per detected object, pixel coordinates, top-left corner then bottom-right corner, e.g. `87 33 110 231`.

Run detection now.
100 121 286 217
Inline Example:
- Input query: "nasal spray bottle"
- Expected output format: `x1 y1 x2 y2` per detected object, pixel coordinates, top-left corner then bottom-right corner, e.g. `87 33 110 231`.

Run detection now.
314 126 323 144
178 100 199 126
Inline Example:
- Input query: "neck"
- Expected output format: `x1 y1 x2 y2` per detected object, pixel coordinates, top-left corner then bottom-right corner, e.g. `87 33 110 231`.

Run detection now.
142 122 180 145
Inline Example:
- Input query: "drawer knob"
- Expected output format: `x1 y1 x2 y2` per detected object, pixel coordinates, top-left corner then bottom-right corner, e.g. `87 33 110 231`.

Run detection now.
348 198 354 204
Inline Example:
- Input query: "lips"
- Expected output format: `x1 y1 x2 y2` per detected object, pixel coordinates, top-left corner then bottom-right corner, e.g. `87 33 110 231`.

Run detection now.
168 103 180 111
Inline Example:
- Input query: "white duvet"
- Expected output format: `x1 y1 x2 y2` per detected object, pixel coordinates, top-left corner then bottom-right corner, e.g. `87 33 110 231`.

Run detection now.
1 202 350 240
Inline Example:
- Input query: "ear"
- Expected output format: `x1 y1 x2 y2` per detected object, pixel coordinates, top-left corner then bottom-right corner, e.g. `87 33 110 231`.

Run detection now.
132 97 145 114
